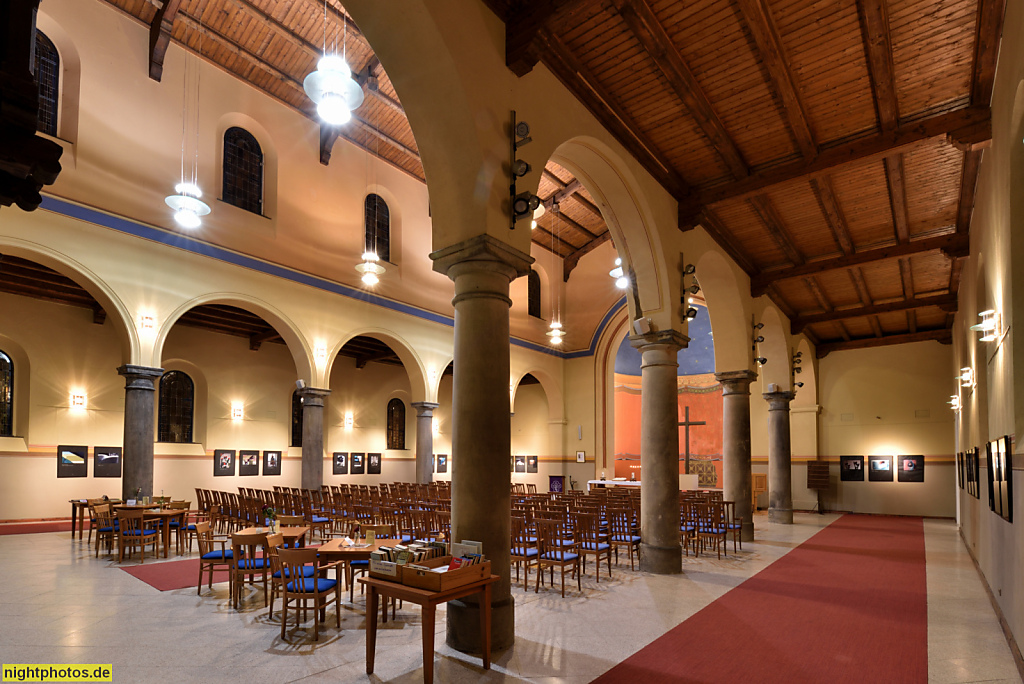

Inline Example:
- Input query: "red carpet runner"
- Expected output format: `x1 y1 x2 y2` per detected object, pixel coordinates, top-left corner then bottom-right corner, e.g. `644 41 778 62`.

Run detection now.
121 558 230 592
594 514 927 684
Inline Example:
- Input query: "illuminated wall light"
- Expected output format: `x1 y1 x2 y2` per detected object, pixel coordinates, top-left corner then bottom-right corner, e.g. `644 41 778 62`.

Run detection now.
344 411 354 429
138 313 156 332
432 417 440 435
957 367 974 388
969 310 1002 342
429 367 438 385
231 402 244 421
949 395 961 411
314 345 327 364
70 392 87 410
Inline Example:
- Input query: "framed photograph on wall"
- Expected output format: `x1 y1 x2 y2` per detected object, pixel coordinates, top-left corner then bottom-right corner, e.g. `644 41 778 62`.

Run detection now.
94 446 122 478
57 445 88 478
868 456 893 482
956 452 964 489
351 452 365 475
367 453 382 475
576 450 586 463
514 455 526 473
897 455 924 483
1000 436 1013 523
986 441 996 512
437 454 448 474
839 455 864 482
214 449 236 477
333 452 349 475
968 447 980 499
526 455 538 473
263 451 282 476
239 450 260 476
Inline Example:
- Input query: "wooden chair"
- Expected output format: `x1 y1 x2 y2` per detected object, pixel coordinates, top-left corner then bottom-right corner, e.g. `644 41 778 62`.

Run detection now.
92 503 117 558
278 548 343 641
574 511 612 582
195 521 233 598
115 508 159 563
723 500 743 552
696 502 728 560
165 501 190 555
231 530 270 609
608 507 641 570
535 517 580 597
511 515 539 589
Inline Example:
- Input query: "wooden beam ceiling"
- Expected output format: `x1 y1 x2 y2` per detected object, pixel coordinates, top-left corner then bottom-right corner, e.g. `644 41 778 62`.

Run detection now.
148 0 183 81
791 293 957 334
815 328 952 358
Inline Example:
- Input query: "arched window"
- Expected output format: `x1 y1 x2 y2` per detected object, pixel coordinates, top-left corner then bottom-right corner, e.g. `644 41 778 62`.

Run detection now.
0 350 13 437
528 269 541 318
157 371 194 443
386 398 405 450
291 390 303 447
223 127 263 215
34 31 59 136
364 194 390 262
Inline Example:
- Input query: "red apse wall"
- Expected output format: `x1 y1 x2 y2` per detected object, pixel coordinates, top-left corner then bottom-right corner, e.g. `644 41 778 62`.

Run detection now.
613 374 724 486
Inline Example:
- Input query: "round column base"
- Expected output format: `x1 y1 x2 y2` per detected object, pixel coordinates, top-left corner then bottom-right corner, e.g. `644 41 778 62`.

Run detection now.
446 594 515 653
639 542 683 574
768 507 793 524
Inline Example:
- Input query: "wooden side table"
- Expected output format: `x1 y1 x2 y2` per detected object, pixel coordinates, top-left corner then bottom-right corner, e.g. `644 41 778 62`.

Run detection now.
359 575 499 684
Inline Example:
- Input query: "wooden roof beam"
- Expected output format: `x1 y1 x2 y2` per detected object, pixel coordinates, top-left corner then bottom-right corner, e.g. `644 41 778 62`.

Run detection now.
898 258 915 299
505 0 586 76
970 0 1007 107
148 0 184 81
810 177 854 255
750 232 969 296
249 329 282 351
531 224 576 254
355 350 398 369
884 154 910 243
956 148 983 234
563 231 612 282
734 0 816 158
749 195 804 266
696 106 991 208
792 293 957 334
611 0 749 178
698 207 758 276
856 0 899 131
816 329 952 358
539 30 691 198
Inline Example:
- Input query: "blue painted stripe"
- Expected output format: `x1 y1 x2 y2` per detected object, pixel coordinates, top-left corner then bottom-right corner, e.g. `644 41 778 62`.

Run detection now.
38 195 624 359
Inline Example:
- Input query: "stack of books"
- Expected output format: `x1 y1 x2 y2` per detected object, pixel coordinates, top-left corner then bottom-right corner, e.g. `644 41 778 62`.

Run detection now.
370 540 448 567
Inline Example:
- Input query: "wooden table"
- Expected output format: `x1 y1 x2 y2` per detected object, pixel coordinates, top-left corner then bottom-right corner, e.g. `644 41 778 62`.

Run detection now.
359 575 499 684
68 499 121 540
143 509 186 558
235 526 310 548
316 537 391 562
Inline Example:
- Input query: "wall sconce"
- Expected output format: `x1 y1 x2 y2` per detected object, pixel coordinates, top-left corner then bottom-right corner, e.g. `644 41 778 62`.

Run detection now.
948 395 961 411
138 313 156 332
344 411 354 429
957 367 974 388
970 310 1001 342
756 357 768 366
314 345 327 364
231 402 244 421
432 417 440 435
70 392 87 410
429 367 438 385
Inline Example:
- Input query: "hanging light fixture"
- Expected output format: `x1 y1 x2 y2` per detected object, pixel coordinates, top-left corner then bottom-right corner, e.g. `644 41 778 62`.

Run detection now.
304 2 363 125
609 257 629 289
355 250 385 285
165 32 209 229
548 202 565 345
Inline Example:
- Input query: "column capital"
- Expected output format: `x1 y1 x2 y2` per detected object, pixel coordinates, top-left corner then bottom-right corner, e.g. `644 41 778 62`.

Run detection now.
715 369 758 395
763 390 796 410
411 401 440 416
430 234 533 280
297 386 331 407
117 365 163 390
629 329 689 353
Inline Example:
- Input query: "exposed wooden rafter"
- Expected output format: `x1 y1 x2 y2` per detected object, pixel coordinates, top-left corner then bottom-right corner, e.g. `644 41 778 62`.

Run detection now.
698 208 757 275
249 329 281 351
611 0 749 179
563 231 612 281
749 195 804 266
505 0 585 76
816 329 953 358
970 0 1007 107
883 154 910 243
809 177 854 255
148 0 183 81
791 293 957 335
856 0 899 131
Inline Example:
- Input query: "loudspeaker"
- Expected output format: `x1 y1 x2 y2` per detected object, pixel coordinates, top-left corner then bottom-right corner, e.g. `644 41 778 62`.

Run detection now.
633 317 652 335
295 379 306 390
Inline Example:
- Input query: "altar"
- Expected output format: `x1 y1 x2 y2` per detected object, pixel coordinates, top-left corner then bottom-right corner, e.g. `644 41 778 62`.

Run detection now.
587 474 701 492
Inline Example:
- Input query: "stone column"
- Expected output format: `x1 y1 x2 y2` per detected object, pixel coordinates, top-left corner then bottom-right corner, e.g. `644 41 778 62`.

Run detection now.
431 235 532 653
716 370 758 541
297 387 331 490
630 329 688 574
763 390 796 524
117 365 163 500
412 402 439 484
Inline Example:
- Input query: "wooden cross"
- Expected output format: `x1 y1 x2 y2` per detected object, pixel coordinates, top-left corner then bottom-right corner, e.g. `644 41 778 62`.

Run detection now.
678 405 706 475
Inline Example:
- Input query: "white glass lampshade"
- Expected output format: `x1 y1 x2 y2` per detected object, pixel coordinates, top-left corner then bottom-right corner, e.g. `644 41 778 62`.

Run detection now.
303 54 364 124
164 182 210 229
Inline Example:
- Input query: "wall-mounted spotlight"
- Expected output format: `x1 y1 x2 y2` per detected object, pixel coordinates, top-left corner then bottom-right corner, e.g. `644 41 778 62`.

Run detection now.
793 366 802 374
756 357 768 366
794 382 804 388
509 113 536 230
687 283 701 295
753 322 764 330
685 307 698 321
753 335 764 343
512 191 541 223
514 120 532 147
610 258 629 289
683 264 695 275
511 159 531 177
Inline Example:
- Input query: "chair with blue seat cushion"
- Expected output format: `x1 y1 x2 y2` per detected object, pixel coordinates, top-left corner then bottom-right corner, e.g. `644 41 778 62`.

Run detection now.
165 501 190 555
574 511 612 582
195 521 234 597
278 547 343 641
93 503 117 558
231 530 271 609
608 507 642 571
696 502 728 560
535 516 580 598
510 515 539 589
115 508 159 564
723 500 743 552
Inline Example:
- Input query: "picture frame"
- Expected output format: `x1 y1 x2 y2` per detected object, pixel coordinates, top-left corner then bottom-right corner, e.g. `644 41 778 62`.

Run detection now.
367 452 382 475
526 455 538 474
839 455 864 482
514 455 526 473
868 456 893 482
956 452 964 490
57 445 88 478
351 452 365 475
989 436 1013 523
93 446 122 478
262 450 282 476
239 450 260 476
576 450 586 463
897 455 924 483
214 449 236 476
333 452 349 475
436 454 448 474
